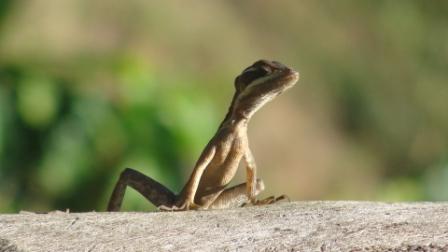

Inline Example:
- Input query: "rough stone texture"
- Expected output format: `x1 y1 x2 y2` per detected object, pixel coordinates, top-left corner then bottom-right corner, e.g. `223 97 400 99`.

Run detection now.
0 201 448 252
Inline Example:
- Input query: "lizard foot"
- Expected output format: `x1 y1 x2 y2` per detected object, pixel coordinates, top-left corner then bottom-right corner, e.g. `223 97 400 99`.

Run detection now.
242 195 290 207
274 194 290 203
158 201 200 212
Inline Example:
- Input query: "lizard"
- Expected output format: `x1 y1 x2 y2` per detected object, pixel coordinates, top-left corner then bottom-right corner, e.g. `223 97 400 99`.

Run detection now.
107 59 299 211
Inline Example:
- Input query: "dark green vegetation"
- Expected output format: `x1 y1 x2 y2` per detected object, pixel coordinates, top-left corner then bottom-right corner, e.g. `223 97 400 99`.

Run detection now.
0 1 447 212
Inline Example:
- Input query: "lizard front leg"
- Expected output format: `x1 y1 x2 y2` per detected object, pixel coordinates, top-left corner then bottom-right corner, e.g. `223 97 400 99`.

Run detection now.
107 168 176 211
244 149 258 204
244 148 289 206
165 145 216 211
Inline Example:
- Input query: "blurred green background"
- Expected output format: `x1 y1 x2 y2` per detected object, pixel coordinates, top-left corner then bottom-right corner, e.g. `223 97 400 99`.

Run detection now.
0 1 447 213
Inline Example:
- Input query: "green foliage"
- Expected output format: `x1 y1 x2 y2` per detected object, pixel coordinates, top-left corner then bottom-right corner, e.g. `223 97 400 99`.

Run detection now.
0 57 217 212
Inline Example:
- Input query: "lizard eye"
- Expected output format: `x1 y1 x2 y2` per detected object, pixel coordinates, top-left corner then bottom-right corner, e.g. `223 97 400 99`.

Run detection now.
236 66 270 89
243 66 270 76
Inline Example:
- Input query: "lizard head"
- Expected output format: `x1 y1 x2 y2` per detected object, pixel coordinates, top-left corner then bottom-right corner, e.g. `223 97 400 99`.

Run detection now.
232 59 299 119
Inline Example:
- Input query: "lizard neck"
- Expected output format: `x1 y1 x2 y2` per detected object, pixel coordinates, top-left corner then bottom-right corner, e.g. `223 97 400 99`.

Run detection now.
221 114 248 130
218 92 251 130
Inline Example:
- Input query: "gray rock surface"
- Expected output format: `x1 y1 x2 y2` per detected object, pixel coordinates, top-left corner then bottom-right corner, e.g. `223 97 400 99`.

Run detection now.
1 201 447 251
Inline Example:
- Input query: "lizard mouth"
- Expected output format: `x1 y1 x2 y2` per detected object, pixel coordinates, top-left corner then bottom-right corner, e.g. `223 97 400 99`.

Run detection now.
273 68 299 90
247 67 299 96
280 68 299 82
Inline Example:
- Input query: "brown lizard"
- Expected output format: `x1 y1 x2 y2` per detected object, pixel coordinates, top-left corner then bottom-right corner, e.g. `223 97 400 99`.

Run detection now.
107 59 299 211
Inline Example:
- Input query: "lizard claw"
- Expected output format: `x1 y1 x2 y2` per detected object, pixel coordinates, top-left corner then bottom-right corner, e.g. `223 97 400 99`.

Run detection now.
158 205 178 211
274 194 290 202
158 200 200 212
241 195 289 207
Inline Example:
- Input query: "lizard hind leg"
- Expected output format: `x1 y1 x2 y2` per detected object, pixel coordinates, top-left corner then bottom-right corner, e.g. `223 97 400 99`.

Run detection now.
107 168 176 211
208 178 265 209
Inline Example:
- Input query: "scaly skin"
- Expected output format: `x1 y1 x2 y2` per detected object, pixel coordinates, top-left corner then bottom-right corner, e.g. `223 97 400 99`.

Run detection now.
107 60 299 211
